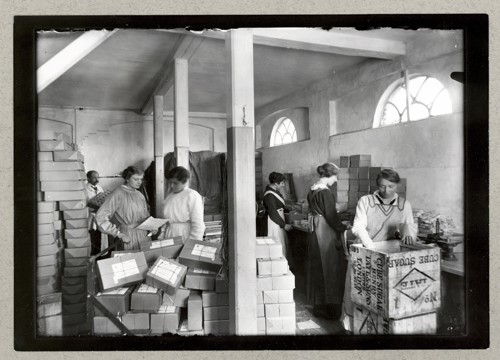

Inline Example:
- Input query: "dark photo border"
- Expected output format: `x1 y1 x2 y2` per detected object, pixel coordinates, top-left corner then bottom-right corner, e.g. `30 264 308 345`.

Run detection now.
14 14 489 351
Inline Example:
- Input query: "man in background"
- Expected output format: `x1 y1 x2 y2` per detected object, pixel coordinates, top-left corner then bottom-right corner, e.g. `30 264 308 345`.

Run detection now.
86 170 105 255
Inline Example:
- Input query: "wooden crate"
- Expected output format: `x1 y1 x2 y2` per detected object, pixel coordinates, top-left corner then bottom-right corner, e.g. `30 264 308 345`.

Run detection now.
353 304 436 335
350 240 441 318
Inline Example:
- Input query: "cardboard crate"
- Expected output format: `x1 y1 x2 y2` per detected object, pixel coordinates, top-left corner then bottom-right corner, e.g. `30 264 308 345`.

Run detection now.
348 168 359 178
349 155 372 168
264 302 296 318
337 167 350 180
203 306 229 321
37 264 58 278
44 190 87 202
257 258 288 277
53 220 64 231
162 286 191 308
62 292 87 305
37 292 62 319
122 312 150 332
359 180 370 192
184 268 216 291
150 305 181 334
339 156 350 168
38 242 59 256
358 167 370 179
59 200 87 211
203 320 230 335
97 252 148 291
61 276 86 286
202 291 229 307
53 150 84 162
353 305 437 335
37 212 55 224
65 247 90 258
257 276 272 291
187 291 203 331
37 151 54 162
94 286 134 316
349 179 359 191
38 140 72 152
130 284 163 313
176 319 204 336
263 289 294 304
40 181 85 192
257 316 266 333
140 237 184 266
37 253 58 267
64 266 87 278
65 219 89 229
257 291 264 304
256 237 283 259
63 208 90 220
145 257 187 296
61 283 86 295
37 276 58 297
65 257 89 267
178 239 222 273
337 179 349 191
350 241 441 318
265 316 296 335
272 271 295 290
39 161 84 172
39 170 86 182
66 236 91 248
64 228 89 239
38 223 55 236
38 201 57 213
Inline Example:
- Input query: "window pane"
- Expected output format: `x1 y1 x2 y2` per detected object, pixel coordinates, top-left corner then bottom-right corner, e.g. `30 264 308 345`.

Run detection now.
409 76 426 98
382 103 401 126
282 133 293 144
409 103 429 121
430 90 453 116
387 87 407 112
271 117 297 147
417 77 444 106
292 130 297 142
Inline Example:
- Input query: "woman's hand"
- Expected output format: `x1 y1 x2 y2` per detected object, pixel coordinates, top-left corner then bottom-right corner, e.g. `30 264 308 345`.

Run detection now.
284 224 293 231
116 232 131 244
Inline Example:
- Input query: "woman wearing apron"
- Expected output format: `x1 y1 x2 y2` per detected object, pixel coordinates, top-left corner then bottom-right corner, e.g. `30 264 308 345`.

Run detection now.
263 172 293 265
340 169 417 332
96 166 154 251
307 162 347 320
159 166 205 243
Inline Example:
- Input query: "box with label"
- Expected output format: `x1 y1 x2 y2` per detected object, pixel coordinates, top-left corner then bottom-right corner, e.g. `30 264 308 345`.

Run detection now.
350 241 441 318
203 306 229 321
44 190 87 201
66 236 91 249
187 291 203 331
38 140 72 152
263 289 294 304
264 302 296 318
145 257 188 296
130 283 163 313
257 276 272 291
337 167 349 179
63 208 90 220
65 257 88 267
37 253 58 267
150 304 181 334
37 212 55 224
40 181 85 192
337 180 349 191
53 150 84 162
97 252 148 291
38 151 54 162
358 180 370 192
216 273 229 293
122 312 150 333
353 305 437 335
39 161 84 172
65 246 90 259
64 265 87 278
38 242 59 256
202 291 229 307
140 237 184 266
265 316 296 335
38 223 55 236
184 268 217 291
272 271 295 290
358 167 370 179
65 219 89 230
162 286 191 308
348 179 359 191
39 170 86 182
204 320 230 335
256 237 283 259
257 257 288 277
93 316 121 335
37 264 58 278
350 155 372 168
94 286 134 316
59 200 87 211
178 239 223 273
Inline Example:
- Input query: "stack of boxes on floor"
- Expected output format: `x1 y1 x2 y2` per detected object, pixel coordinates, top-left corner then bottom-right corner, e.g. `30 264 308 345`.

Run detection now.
37 133 89 336
203 215 223 243
92 235 228 335
335 155 407 213
255 237 296 335
350 240 441 334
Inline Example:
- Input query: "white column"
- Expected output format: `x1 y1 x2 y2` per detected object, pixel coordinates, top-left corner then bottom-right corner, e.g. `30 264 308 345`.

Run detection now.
174 58 189 168
225 29 257 335
153 95 164 218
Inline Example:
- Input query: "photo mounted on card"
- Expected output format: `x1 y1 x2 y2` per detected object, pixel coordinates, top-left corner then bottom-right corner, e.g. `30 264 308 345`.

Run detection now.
13 14 488 351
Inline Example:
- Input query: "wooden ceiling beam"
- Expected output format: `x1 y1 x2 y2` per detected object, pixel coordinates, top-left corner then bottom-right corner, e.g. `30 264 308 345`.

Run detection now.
37 30 117 93
140 35 204 115
166 28 406 60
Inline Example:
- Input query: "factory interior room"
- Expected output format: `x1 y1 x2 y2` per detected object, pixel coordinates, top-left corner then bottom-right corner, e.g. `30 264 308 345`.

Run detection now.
29 25 473 343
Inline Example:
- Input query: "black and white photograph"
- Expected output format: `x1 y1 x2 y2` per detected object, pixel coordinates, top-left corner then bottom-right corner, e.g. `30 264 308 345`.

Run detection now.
13 15 489 351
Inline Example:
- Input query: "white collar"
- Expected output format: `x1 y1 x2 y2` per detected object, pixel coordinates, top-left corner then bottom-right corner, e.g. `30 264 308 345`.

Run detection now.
373 190 398 204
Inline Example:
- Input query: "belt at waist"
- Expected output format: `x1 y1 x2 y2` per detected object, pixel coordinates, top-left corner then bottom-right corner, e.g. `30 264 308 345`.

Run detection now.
119 222 141 229
169 221 190 225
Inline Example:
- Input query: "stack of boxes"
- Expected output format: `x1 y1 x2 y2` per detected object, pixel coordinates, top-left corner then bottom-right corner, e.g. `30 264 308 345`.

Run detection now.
37 133 89 335
336 155 407 213
92 237 226 335
203 220 223 243
255 237 296 335
350 241 441 334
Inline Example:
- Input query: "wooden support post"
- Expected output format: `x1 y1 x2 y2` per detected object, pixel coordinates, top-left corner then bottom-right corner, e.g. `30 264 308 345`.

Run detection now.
225 29 257 335
174 58 190 169
153 95 164 218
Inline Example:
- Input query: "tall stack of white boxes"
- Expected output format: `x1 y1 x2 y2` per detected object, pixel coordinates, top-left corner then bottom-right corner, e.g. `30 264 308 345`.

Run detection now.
37 133 90 336
335 155 407 213
255 237 296 335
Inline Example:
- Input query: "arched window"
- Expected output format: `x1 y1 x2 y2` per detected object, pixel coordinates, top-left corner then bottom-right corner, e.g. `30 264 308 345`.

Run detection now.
374 75 452 128
270 117 297 147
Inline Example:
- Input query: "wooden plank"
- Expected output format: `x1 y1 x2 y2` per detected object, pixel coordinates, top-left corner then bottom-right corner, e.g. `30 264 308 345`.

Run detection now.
225 29 257 336
174 58 189 169
154 96 164 218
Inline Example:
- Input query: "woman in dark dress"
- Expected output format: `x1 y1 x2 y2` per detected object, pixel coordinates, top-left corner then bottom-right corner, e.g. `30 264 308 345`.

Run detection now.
307 162 347 320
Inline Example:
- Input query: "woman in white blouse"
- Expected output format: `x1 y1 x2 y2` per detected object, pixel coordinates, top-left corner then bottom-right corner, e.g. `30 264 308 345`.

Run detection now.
158 166 205 243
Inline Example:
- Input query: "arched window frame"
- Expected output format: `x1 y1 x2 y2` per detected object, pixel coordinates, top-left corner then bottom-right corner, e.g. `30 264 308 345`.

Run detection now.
373 73 453 128
270 117 297 147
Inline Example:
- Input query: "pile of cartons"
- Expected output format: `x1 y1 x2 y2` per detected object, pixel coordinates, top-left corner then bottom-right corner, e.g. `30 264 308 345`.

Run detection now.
92 237 228 335
37 133 91 336
350 241 441 335
255 237 296 335
336 155 406 212
203 220 222 243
